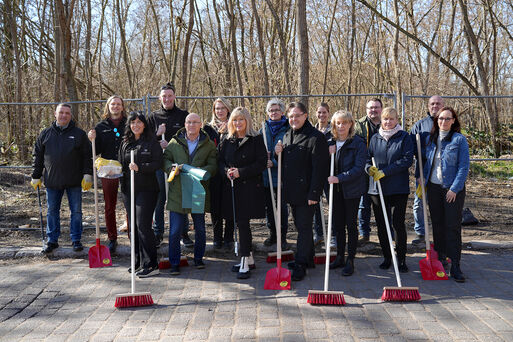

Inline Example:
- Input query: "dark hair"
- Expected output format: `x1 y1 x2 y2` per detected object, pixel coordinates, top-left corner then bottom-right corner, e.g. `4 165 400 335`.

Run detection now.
124 111 152 142
429 106 461 144
287 102 308 115
367 98 383 108
317 102 330 112
161 82 176 92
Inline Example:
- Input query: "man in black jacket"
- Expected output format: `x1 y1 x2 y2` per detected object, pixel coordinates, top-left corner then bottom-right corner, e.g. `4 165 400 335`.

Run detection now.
31 103 93 253
147 83 190 246
275 102 329 281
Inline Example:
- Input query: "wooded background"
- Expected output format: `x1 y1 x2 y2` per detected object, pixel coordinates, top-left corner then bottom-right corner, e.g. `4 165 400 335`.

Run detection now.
1 0 512 162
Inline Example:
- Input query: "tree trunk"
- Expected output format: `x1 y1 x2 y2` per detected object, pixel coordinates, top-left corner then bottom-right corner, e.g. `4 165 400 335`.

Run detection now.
296 0 309 107
115 0 134 98
250 0 270 95
180 0 195 105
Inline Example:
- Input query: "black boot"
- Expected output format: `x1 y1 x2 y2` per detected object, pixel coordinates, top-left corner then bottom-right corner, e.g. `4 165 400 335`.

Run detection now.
450 263 465 283
342 258 354 276
329 255 345 269
398 257 409 273
379 258 391 269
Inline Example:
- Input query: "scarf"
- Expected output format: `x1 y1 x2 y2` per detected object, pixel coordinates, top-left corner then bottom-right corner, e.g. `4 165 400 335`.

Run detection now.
212 117 228 134
379 124 402 141
267 116 287 136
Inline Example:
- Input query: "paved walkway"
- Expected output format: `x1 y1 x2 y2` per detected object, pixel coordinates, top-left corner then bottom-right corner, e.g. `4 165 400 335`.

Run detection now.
0 248 512 341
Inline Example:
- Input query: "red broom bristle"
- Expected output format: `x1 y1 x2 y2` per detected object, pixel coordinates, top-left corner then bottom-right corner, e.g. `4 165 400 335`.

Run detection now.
381 287 420 302
115 293 154 308
266 250 294 263
307 291 346 305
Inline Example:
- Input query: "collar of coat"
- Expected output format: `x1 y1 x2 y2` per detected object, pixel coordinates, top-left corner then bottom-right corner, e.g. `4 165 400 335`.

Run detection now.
175 127 209 145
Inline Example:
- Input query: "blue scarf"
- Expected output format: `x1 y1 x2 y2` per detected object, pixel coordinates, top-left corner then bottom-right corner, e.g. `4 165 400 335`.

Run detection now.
267 116 287 136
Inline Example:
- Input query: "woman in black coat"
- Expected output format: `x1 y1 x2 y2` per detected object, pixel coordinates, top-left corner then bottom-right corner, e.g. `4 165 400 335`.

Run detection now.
118 111 163 278
218 107 267 279
327 110 367 276
203 97 234 250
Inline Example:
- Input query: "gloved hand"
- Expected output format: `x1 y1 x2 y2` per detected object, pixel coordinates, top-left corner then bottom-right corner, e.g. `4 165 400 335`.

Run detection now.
31 178 42 191
416 184 423 198
368 166 378 177
81 174 93 191
368 166 385 181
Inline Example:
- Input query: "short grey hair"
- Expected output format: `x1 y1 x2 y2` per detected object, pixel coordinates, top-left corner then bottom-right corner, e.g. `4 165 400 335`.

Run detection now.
266 98 285 113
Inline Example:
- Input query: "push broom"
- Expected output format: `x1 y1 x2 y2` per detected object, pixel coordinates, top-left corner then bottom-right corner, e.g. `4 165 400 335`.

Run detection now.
415 134 448 280
313 199 336 264
307 153 345 304
261 125 293 263
264 148 291 290
115 150 154 308
372 158 420 302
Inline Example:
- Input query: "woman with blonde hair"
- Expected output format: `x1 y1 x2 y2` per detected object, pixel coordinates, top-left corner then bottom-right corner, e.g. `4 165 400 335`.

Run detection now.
366 107 413 272
326 110 367 276
204 97 234 249
87 95 127 253
218 107 267 278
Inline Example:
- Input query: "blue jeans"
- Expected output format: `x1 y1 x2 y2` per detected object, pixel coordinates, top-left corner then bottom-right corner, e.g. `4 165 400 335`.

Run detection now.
46 187 83 243
412 179 425 236
169 212 205 265
358 193 371 237
153 169 189 237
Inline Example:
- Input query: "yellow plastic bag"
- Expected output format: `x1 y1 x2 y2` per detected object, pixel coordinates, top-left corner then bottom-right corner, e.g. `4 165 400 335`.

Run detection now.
95 157 122 178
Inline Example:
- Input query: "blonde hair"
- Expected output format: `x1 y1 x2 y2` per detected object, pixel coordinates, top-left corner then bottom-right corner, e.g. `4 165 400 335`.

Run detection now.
381 107 398 120
227 107 257 138
209 97 232 125
102 95 126 119
331 110 356 140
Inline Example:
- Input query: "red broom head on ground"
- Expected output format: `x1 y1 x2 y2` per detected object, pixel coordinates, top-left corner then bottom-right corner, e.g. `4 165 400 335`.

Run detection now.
381 287 421 302
266 250 294 263
307 290 346 305
115 293 154 308
313 252 337 265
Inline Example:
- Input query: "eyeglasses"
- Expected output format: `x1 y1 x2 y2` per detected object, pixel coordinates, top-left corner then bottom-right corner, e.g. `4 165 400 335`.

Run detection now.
268 109 282 113
113 128 120 137
438 117 454 122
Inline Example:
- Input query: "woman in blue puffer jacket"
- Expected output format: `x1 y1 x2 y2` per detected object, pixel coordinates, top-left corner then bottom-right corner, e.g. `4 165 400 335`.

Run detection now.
366 107 413 273
423 106 469 283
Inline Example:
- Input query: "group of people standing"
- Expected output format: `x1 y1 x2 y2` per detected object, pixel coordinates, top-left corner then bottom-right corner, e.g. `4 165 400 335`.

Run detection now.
31 87 469 283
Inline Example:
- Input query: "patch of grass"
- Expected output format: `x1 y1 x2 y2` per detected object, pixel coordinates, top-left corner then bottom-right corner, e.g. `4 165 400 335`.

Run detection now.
470 160 513 179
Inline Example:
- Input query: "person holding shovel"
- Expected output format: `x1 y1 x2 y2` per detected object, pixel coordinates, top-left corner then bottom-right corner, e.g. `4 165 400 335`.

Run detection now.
422 107 469 282
163 113 217 275
326 110 367 276
366 107 413 273
118 111 162 278
218 107 267 279
88 95 127 253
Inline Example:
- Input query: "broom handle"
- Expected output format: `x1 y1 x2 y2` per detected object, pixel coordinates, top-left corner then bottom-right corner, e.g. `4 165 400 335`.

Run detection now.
230 178 238 256
415 134 431 252
261 122 278 228
130 150 136 294
276 145 282 266
372 157 402 288
92 138 100 243
324 153 335 292
319 198 327 250
162 134 169 223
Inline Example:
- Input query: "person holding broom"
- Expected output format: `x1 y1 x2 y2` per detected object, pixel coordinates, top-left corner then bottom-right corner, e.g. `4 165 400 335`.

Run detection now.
366 107 413 273
218 107 267 279
118 111 162 278
87 95 127 253
326 110 367 276
275 102 329 281
422 107 469 282
163 113 217 275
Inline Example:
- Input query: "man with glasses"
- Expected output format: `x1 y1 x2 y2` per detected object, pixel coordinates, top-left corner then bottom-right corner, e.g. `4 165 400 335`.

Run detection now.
148 83 190 247
410 95 445 244
275 102 329 281
355 98 383 243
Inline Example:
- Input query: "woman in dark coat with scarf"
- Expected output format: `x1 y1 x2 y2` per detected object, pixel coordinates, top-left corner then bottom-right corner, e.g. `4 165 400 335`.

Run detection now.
218 107 267 279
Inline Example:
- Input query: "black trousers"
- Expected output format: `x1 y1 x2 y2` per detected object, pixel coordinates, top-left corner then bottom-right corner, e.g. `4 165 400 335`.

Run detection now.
264 187 288 240
236 219 252 257
122 191 158 269
427 182 465 264
211 212 234 244
370 193 408 260
331 190 359 260
291 204 316 267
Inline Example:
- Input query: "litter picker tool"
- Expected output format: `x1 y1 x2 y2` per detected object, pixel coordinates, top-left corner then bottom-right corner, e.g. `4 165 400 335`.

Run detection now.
307 153 345 304
262 123 294 263
36 186 45 252
115 150 154 308
230 177 239 256
313 199 336 264
372 157 420 301
416 134 448 280
264 145 291 290
88 138 112 268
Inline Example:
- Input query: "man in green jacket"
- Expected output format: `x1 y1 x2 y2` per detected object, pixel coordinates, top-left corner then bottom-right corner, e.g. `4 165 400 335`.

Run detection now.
163 113 218 275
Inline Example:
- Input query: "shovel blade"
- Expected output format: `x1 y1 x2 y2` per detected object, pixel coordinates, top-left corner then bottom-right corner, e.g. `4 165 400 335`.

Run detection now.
419 253 448 280
88 245 113 268
264 267 291 290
